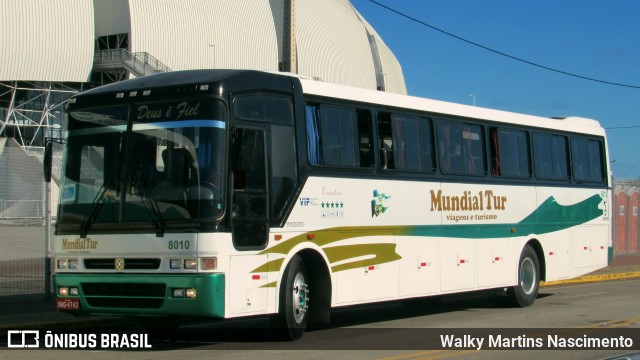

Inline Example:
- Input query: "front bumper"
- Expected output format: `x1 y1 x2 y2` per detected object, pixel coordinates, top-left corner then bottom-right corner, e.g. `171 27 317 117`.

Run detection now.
53 273 225 318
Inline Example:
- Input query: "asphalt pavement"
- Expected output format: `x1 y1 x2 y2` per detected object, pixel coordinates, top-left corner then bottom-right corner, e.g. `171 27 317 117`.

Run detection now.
1 255 639 334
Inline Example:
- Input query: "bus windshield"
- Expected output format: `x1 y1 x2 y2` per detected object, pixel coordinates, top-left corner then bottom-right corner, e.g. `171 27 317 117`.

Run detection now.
58 100 226 234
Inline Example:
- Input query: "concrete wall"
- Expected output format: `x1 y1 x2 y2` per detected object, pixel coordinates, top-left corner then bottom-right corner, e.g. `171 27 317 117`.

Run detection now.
0 0 94 82
615 187 640 255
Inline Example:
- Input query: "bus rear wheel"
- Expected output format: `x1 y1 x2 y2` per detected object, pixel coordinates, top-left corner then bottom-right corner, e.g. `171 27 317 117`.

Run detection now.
507 245 539 307
276 255 309 340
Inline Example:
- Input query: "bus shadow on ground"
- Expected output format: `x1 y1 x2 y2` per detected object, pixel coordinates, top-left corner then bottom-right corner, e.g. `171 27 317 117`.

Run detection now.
146 290 556 350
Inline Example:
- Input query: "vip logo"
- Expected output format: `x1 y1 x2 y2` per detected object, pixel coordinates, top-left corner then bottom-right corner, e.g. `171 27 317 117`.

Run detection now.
7 330 40 348
299 198 311 206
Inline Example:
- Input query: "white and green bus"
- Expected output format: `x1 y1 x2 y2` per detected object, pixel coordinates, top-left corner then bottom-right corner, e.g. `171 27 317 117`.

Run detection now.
47 70 611 339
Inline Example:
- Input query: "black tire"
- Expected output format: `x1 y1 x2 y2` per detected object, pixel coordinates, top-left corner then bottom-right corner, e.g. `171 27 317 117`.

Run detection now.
276 255 309 340
507 245 540 307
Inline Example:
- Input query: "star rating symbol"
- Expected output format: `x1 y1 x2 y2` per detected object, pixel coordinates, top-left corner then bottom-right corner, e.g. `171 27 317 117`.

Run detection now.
321 201 344 208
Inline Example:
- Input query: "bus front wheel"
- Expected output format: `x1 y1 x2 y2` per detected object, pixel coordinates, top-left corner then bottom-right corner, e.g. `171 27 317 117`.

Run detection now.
508 245 539 307
276 255 309 340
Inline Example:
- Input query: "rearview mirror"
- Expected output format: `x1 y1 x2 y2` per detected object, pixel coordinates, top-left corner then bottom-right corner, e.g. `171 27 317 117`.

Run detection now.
43 141 53 183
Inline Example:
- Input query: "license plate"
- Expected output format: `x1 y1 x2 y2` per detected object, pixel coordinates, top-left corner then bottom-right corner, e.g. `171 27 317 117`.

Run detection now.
56 298 80 311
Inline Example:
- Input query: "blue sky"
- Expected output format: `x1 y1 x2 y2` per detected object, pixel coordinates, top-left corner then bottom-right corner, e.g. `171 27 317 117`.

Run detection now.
350 0 640 179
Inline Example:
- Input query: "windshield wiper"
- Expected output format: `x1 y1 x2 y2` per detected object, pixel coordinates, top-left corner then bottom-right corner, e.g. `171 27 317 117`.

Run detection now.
79 133 126 238
79 172 119 238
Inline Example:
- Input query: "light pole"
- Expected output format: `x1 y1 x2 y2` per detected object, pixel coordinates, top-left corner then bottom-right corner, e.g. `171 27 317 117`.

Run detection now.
208 44 216 68
468 93 476 106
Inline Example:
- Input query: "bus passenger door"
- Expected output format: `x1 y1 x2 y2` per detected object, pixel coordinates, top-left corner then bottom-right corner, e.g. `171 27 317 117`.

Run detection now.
230 127 269 249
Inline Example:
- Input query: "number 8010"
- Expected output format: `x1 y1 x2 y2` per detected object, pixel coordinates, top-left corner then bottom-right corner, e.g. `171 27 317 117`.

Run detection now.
168 240 190 250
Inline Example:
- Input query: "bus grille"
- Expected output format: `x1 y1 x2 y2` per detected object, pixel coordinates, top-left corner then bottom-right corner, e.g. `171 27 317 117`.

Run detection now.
84 258 161 270
81 282 166 309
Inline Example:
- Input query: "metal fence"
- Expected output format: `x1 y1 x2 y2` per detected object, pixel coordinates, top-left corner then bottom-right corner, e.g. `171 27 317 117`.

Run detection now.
0 200 44 219
0 139 55 301
93 49 171 77
0 225 48 300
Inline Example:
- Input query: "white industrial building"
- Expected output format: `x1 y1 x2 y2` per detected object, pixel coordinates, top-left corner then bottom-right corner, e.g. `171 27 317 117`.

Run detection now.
0 0 406 221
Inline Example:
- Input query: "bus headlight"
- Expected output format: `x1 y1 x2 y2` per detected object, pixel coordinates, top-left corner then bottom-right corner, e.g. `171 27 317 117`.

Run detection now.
170 259 183 269
58 287 78 296
170 258 197 269
184 259 197 269
57 258 79 270
185 288 197 298
173 288 197 298
170 258 216 270
57 259 68 269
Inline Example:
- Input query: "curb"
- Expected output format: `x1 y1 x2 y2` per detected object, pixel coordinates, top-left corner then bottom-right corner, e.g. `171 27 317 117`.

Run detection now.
541 271 640 287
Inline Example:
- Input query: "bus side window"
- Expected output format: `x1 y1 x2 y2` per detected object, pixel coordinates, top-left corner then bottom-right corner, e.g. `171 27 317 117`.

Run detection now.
394 115 433 172
437 121 485 176
306 105 322 165
305 103 371 168
571 137 605 183
533 133 570 181
319 105 357 166
491 127 531 178
378 112 434 172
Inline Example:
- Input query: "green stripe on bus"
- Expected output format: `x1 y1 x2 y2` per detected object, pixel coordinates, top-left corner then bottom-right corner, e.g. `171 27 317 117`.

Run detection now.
261 194 603 256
